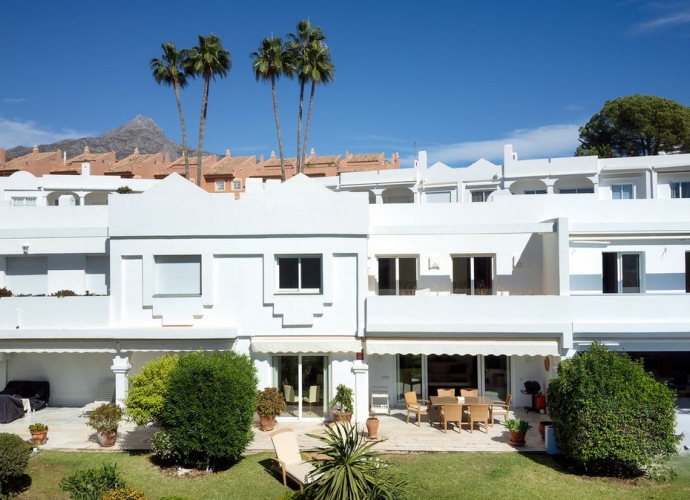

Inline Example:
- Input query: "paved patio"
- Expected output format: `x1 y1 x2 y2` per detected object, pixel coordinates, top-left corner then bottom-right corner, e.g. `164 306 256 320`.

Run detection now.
3 400 688 455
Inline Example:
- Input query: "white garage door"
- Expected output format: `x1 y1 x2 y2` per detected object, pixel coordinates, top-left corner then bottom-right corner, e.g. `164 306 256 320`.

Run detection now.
8 353 114 406
6 257 48 295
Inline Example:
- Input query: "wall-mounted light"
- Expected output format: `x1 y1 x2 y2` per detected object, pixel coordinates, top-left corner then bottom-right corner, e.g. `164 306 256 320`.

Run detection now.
22 245 29 254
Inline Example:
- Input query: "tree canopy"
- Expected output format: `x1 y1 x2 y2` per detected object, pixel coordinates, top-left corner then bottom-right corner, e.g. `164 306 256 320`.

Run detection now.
575 95 690 158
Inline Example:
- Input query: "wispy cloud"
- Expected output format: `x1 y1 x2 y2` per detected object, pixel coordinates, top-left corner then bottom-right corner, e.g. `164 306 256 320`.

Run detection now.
2 98 26 104
0 117 93 149
421 124 581 167
629 6 690 35
564 104 583 112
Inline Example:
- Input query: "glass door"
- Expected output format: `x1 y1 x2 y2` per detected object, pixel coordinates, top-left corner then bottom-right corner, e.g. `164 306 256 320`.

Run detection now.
483 355 509 401
273 355 328 419
397 354 422 401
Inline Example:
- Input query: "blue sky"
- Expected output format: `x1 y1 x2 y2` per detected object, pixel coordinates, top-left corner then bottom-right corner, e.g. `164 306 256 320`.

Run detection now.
1 1 689 167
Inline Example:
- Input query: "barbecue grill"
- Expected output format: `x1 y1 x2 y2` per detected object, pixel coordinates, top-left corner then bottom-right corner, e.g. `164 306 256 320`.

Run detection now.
521 380 545 414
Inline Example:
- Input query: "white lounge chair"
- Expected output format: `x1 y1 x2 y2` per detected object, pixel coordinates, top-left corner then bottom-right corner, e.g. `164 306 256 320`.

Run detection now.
270 428 319 487
79 380 115 417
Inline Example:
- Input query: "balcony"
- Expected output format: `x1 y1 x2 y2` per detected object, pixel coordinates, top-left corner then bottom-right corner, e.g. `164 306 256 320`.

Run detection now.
0 296 110 331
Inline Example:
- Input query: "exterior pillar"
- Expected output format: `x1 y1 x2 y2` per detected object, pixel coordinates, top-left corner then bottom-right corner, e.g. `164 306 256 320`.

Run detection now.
111 355 132 407
352 360 369 423
78 193 86 206
374 191 383 204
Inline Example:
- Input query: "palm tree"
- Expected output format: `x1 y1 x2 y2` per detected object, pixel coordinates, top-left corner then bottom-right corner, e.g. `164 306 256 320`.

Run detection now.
186 34 231 186
251 37 292 182
288 20 325 174
150 43 191 180
301 41 334 169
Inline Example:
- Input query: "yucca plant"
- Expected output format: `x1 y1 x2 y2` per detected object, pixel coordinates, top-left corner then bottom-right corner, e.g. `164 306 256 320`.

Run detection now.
305 423 412 500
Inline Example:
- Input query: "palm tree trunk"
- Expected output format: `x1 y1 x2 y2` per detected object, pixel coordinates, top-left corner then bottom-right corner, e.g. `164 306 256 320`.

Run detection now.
197 76 210 187
296 80 305 174
302 81 316 168
173 80 190 180
271 74 286 183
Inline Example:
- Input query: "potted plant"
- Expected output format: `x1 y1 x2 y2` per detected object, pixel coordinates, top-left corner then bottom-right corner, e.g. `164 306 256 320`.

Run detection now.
329 384 354 423
504 418 532 446
87 403 122 447
366 409 379 440
28 422 48 445
256 387 286 431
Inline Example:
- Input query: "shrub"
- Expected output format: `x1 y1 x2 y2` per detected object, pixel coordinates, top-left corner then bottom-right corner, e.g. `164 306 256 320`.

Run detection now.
504 419 532 432
0 287 12 298
28 422 48 432
59 463 126 500
116 186 133 194
86 403 122 433
547 342 682 476
124 354 179 426
305 423 412 500
0 433 30 492
256 387 286 417
51 289 77 297
329 384 354 414
159 351 258 470
150 430 179 464
101 487 148 500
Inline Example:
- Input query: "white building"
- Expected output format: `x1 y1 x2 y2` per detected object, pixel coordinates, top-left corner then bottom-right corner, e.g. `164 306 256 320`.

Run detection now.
0 147 688 424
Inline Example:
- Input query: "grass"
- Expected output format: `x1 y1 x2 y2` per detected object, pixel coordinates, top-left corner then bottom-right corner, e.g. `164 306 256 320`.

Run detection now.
16 451 690 500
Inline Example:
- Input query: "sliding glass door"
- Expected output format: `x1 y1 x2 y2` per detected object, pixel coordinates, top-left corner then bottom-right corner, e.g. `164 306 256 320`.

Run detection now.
273 355 328 419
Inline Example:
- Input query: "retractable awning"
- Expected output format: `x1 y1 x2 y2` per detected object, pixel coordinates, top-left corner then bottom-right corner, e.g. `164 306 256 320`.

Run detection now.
0 340 116 353
0 339 236 353
365 339 559 357
251 336 362 354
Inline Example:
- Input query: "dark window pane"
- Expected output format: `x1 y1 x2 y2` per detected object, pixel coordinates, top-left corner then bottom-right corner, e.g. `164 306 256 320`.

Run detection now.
279 258 299 289
602 252 618 293
686 252 690 293
622 254 640 293
378 258 396 295
301 257 321 289
398 258 417 295
452 257 471 294
474 257 493 295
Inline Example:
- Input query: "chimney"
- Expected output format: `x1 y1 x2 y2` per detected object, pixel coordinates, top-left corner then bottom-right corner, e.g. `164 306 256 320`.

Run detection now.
134 147 139 155
165 152 170 163
84 145 90 154
81 162 91 176
226 149 231 157
260 154 264 162
32 145 39 154
0 148 5 165
310 148 315 158
63 151 67 165
270 151 276 160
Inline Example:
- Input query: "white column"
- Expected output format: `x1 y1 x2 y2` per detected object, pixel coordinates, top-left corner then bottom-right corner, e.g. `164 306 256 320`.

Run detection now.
352 360 369 423
111 355 132 407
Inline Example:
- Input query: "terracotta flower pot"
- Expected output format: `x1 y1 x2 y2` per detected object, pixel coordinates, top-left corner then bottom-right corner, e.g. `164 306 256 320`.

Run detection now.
30 430 48 445
97 430 117 447
366 418 379 439
509 430 527 446
538 421 552 441
259 414 277 432
333 412 352 423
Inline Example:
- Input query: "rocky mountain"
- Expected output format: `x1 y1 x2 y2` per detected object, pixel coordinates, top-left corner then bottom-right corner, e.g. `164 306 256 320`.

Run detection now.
5 116 203 161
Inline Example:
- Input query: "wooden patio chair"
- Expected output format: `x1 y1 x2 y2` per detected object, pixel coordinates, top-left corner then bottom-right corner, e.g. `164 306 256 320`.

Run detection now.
460 388 478 397
437 388 455 397
468 404 490 433
490 394 512 425
439 403 464 433
269 428 319 487
404 391 430 426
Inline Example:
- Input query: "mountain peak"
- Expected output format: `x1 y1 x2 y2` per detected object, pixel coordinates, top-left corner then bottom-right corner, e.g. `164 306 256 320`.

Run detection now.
102 115 163 138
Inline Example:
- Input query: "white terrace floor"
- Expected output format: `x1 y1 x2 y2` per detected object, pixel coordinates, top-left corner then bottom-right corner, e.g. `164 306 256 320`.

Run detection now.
1 406 550 453
4 401 689 454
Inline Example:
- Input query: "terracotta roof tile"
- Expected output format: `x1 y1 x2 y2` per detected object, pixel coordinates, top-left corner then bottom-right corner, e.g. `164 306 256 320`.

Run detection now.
67 152 112 164
348 153 383 163
263 157 296 168
5 151 58 169
206 156 256 175
304 155 341 167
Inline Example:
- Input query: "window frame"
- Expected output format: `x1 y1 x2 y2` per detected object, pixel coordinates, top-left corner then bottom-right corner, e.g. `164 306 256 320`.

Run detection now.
611 183 634 200
671 181 690 199
524 190 547 195
559 187 594 194
602 252 644 294
377 256 418 296
470 189 496 203
451 255 495 295
153 255 202 297
10 196 37 207
232 179 242 191
215 180 226 192
276 255 323 294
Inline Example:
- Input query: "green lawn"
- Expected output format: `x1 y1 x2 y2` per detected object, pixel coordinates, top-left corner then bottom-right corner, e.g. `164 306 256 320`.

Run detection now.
17 451 690 500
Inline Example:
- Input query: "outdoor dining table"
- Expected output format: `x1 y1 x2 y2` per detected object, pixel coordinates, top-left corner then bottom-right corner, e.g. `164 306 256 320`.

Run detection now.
429 396 496 427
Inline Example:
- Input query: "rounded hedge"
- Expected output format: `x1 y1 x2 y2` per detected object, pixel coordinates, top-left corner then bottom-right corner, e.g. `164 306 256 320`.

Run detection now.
547 343 681 476
159 351 258 470
124 353 179 426
0 433 30 490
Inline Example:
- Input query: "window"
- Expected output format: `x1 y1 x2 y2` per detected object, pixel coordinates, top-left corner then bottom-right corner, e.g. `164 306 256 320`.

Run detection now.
686 252 690 293
559 187 594 194
154 255 201 296
426 191 451 203
602 252 642 294
10 197 37 207
277 256 322 292
671 182 690 199
524 190 547 195
215 180 225 192
378 257 417 295
233 180 242 191
452 256 493 295
471 190 495 202
612 184 633 200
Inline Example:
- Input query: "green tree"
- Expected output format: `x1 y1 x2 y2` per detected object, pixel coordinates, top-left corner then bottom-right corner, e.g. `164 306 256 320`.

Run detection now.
288 20 325 174
547 343 681 476
123 353 179 426
251 37 292 182
150 43 191 180
576 95 690 158
186 34 231 187
301 41 334 170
